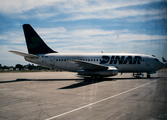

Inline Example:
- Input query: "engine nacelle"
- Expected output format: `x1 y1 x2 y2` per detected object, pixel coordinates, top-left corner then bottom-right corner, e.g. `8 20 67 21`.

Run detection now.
77 67 118 77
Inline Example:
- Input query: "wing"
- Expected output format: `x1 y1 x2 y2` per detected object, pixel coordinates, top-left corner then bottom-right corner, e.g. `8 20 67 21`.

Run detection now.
69 60 111 71
9 51 38 59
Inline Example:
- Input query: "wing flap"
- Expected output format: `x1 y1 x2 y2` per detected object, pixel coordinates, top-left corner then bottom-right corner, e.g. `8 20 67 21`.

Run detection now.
9 51 38 58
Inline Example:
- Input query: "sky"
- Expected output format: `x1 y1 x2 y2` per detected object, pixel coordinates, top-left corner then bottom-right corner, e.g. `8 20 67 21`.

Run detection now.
0 0 167 66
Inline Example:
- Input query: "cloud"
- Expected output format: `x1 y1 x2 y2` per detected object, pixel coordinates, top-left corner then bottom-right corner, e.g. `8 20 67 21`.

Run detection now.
0 31 24 44
0 0 165 22
19 12 56 19
1 26 166 45
48 0 161 14
0 0 56 14
53 0 166 22
0 35 7 40
56 8 165 22
34 27 166 41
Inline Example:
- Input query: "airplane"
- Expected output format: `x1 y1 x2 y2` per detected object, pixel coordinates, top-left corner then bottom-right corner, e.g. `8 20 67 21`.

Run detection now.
9 24 166 79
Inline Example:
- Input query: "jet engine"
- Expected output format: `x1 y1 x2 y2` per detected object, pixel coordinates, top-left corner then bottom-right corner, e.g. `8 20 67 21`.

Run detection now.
77 67 118 77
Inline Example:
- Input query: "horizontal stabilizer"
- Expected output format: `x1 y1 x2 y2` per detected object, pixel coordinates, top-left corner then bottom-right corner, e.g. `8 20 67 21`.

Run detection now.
9 51 38 58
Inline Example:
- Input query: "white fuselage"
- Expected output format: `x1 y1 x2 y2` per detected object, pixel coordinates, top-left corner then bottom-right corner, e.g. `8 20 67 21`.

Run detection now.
25 53 165 74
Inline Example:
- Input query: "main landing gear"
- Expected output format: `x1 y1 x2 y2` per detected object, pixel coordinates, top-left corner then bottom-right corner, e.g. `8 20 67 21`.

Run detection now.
133 73 144 78
91 75 97 80
132 73 151 78
90 75 103 80
147 74 150 78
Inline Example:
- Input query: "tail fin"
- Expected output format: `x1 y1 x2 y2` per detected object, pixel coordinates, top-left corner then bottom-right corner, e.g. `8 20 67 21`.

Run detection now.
162 57 167 62
23 24 57 54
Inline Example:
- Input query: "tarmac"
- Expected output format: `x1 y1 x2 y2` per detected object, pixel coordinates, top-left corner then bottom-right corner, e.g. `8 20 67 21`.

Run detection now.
0 70 167 120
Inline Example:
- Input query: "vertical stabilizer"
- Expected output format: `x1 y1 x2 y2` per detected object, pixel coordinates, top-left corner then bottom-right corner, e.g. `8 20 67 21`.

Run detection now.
162 57 167 62
23 24 57 54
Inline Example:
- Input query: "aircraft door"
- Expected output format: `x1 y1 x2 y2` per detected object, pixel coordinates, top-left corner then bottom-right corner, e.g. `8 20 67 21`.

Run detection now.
146 58 150 66
50 56 55 67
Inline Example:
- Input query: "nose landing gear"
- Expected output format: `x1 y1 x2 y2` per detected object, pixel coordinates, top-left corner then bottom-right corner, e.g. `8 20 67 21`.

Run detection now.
147 74 150 78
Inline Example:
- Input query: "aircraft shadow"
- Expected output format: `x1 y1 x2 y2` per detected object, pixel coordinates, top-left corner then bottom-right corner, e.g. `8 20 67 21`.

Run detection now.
59 78 104 89
59 77 160 89
0 77 161 89
0 78 83 83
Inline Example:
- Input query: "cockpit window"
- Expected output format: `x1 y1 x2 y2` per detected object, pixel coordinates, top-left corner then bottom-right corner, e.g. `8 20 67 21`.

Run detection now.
154 58 159 62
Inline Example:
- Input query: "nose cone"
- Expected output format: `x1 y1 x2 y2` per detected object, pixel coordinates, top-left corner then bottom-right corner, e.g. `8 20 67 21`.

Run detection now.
157 62 166 70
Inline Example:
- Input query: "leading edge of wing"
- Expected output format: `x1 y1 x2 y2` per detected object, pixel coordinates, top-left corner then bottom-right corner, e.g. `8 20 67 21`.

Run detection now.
9 51 38 58
69 60 109 71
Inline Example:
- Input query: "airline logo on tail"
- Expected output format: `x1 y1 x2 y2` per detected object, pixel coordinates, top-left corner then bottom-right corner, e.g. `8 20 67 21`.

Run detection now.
29 37 42 49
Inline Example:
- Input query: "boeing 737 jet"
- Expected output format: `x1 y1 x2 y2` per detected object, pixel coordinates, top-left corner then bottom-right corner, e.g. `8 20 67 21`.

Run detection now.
10 24 166 78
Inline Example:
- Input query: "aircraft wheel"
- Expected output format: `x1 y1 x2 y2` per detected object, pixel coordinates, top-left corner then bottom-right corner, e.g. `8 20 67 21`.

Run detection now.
147 74 150 78
91 75 97 80
132 73 134 76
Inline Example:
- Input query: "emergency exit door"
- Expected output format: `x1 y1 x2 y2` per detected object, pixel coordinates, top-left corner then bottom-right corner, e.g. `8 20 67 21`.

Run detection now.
146 58 150 66
50 56 55 67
